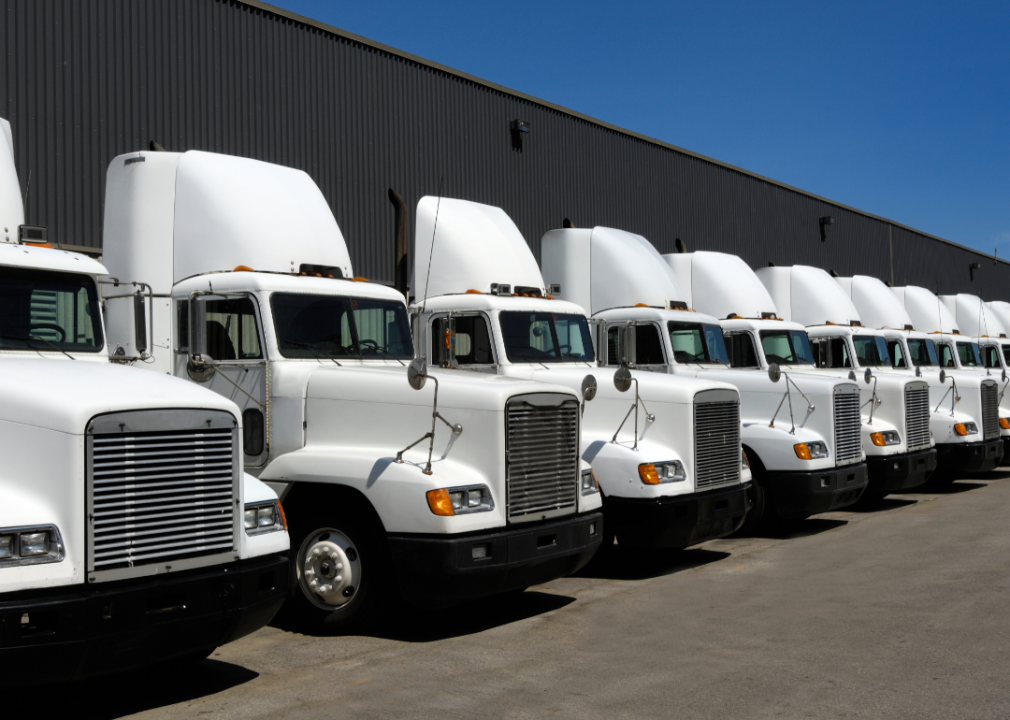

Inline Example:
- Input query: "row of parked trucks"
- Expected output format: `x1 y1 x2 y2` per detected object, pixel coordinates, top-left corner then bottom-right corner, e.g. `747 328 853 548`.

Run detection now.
3 118 1006 683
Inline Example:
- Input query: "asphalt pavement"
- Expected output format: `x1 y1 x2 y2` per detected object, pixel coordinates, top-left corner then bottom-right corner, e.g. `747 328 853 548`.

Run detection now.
18 470 1010 720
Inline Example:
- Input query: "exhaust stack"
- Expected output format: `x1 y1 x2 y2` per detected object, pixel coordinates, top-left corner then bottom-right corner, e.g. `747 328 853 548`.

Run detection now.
388 188 409 297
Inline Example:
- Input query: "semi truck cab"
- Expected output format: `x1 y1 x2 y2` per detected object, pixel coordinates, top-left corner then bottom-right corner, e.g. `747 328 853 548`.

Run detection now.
408 197 752 551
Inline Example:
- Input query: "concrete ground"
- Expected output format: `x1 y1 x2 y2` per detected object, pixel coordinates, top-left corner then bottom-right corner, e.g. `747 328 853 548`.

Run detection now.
19 471 1010 719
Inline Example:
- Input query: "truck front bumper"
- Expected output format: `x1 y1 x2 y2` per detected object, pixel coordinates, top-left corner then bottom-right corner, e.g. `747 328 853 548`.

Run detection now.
866 447 937 494
0 553 288 686
386 512 603 609
936 437 1003 474
603 482 752 550
769 463 867 519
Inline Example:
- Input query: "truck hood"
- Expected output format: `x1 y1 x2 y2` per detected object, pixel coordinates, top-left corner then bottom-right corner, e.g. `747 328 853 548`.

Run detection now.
526 365 734 404
0 359 240 434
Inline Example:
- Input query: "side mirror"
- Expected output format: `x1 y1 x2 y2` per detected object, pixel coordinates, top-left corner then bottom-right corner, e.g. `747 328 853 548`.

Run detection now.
864 368 873 385
614 366 632 393
435 317 456 368
768 363 781 383
134 293 148 355
939 369 947 384
408 357 428 390
1003 369 1007 383
593 320 608 367
617 323 636 368
581 374 598 402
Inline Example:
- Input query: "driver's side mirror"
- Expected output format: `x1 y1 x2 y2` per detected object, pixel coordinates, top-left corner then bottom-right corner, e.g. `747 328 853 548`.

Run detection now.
187 297 215 383
617 324 636 368
434 317 457 369
134 293 148 355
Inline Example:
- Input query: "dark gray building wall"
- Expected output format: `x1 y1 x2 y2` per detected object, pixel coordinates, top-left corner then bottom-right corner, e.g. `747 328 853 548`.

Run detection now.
1 0 1006 298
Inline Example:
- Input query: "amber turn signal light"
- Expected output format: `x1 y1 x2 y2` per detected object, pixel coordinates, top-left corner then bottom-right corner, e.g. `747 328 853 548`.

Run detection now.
870 432 886 447
954 423 968 436
793 443 812 460
638 464 660 485
426 489 456 516
1000 418 1010 430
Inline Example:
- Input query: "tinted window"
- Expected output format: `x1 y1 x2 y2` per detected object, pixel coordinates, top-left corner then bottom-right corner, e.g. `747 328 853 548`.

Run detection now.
0 267 102 352
956 342 981 367
271 294 412 359
852 335 891 367
981 345 1002 369
761 330 815 365
636 324 666 364
668 322 729 364
500 312 594 363
938 343 956 368
205 298 262 360
1003 344 1010 366
724 332 759 368
887 340 907 369
907 338 939 366
810 337 851 368
432 315 494 365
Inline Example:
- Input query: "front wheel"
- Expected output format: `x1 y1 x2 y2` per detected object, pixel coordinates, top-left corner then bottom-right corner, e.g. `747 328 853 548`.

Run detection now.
281 511 390 634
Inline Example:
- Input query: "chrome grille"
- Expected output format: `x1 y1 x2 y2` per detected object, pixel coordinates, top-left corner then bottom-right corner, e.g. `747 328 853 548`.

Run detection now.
506 394 580 521
904 384 931 451
87 410 238 577
694 401 741 490
833 388 862 465
982 381 1000 441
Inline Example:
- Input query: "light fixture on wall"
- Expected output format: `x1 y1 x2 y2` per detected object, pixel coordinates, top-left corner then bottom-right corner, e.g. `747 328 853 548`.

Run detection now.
819 216 834 242
969 262 981 281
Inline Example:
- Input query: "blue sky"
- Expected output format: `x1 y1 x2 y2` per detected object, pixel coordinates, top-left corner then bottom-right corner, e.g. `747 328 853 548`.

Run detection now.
269 0 1009 255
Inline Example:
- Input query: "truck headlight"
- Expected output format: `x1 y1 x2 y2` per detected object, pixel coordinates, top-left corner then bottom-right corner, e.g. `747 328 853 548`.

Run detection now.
794 442 829 460
870 430 901 447
581 468 600 495
243 500 287 535
954 422 978 436
0 525 64 566
426 485 495 516
639 461 687 484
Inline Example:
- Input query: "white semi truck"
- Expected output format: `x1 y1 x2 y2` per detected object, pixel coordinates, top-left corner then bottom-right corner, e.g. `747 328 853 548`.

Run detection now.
836 276 1002 476
405 197 752 552
677 260 935 499
0 121 289 685
540 228 866 527
888 285 1004 474
100 150 603 632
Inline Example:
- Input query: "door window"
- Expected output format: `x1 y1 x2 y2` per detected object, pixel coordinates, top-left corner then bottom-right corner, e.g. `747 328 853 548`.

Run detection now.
887 340 907 368
724 332 759 368
431 315 495 365
938 343 956 368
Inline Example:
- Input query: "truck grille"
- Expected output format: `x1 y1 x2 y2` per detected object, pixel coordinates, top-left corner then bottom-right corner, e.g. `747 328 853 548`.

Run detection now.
904 383 931 451
834 388 862 465
694 400 741 490
506 394 580 522
86 410 238 578
982 381 1000 441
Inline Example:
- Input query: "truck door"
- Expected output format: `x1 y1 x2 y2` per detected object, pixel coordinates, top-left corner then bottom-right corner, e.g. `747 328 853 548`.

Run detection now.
176 296 269 470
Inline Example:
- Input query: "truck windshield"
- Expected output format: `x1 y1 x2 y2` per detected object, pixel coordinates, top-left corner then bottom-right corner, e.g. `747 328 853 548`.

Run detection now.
759 330 814 365
668 322 729 364
0 266 102 352
907 338 939 366
852 335 891 367
956 341 981 367
271 294 413 359
500 311 594 363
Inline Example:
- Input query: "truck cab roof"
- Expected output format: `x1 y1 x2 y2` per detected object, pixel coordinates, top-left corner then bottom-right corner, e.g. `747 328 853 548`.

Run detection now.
173 268 407 303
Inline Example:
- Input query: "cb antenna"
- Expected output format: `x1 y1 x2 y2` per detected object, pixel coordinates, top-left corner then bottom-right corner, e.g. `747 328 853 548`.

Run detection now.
22 168 30 212
420 174 444 314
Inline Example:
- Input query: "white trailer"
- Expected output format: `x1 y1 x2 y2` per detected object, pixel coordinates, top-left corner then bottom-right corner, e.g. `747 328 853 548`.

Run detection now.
101 150 603 632
541 228 868 525
407 197 752 551
0 121 289 685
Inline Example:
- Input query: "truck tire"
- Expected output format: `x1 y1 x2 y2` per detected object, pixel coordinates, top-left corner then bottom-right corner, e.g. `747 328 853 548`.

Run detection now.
735 450 769 535
282 509 390 634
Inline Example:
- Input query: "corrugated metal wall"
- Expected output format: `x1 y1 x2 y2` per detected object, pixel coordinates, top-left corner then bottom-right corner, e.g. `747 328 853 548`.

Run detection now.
1 0 1007 298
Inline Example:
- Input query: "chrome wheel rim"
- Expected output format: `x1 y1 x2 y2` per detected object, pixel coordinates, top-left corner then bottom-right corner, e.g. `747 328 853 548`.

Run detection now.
297 528 361 610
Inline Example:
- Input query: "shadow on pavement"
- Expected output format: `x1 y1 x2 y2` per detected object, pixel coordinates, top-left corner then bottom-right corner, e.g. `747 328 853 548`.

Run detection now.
576 546 730 581
371 590 575 643
848 496 918 514
12 659 258 720
748 517 848 540
922 480 988 494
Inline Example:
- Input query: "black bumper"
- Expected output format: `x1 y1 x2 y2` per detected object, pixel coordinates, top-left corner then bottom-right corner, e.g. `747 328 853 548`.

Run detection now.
768 463 868 519
0 553 288 686
866 447 937 493
936 437 1003 474
1002 437 1010 466
386 512 603 609
603 483 752 550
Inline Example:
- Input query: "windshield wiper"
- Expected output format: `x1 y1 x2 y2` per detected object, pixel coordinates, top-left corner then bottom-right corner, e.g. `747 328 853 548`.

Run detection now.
284 340 342 366
1 334 76 360
510 352 550 369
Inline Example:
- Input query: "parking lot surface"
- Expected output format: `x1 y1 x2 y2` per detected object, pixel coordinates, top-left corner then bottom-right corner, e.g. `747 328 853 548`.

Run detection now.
19 472 1010 719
